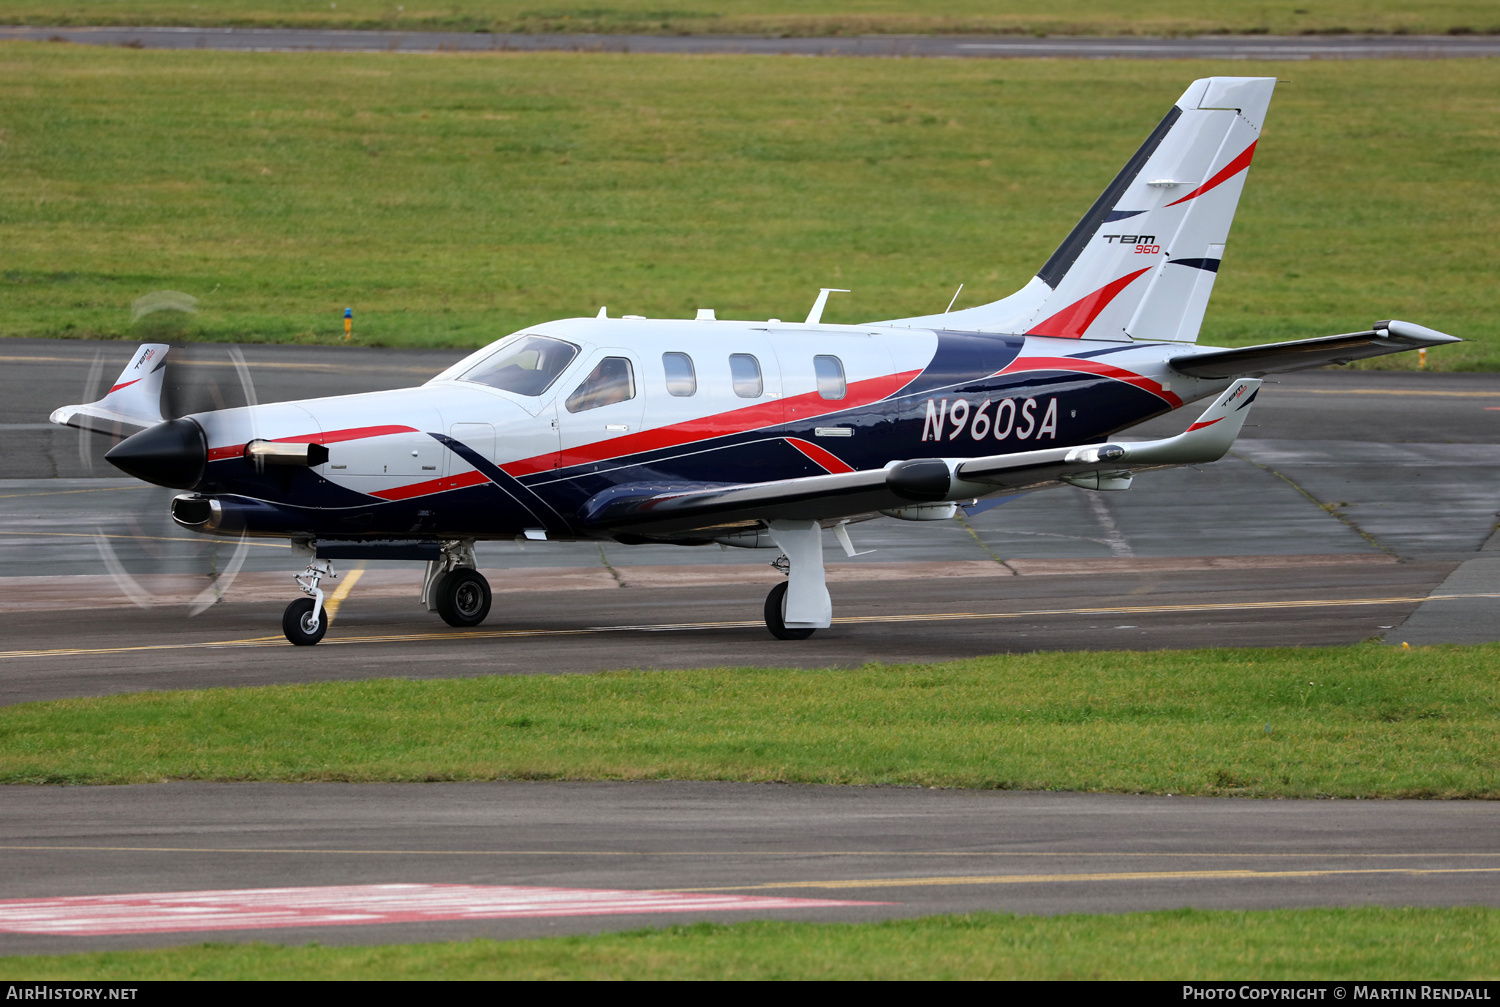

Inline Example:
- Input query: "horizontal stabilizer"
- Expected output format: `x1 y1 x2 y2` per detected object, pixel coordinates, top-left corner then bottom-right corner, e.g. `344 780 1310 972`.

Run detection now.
957 378 1262 486
49 343 170 435
1170 320 1461 379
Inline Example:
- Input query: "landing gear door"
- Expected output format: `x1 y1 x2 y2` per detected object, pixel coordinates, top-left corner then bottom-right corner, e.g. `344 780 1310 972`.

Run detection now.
556 349 645 472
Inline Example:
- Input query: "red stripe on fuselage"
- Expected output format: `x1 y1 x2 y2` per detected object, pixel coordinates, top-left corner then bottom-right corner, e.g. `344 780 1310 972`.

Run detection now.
367 468 490 502
1165 141 1257 207
996 356 1183 408
1025 268 1152 339
206 425 421 462
784 437 855 474
281 425 418 445
503 370 920 477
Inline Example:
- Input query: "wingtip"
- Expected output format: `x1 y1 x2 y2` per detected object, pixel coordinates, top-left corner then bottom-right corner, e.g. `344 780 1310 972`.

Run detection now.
1379 320 1464 345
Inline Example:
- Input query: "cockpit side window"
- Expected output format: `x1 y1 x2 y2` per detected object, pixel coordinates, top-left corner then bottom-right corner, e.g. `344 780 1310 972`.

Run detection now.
663 352 697 397
566 356 637 413
458 335 580 396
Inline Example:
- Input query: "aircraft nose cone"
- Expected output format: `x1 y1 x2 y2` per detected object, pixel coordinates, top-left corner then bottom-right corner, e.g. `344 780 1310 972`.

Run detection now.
105 418 207 490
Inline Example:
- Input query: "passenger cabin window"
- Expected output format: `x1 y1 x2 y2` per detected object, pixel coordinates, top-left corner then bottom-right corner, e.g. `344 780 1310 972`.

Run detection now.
663 352 697 397
565 356 636 413
729 353 763 398
814 355 846 400
459 334 579 397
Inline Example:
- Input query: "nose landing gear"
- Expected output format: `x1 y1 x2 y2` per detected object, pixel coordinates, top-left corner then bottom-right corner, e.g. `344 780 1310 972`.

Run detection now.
283 558 335 646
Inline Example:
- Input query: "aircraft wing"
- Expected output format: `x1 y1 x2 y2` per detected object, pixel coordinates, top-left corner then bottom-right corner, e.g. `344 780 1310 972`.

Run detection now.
1169 320 1460 379
580 379 1262 537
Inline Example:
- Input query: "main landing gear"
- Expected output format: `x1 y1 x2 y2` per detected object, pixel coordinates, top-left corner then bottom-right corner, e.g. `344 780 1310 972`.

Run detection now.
433 567 492 627
761 520 831 641
421 540 493 628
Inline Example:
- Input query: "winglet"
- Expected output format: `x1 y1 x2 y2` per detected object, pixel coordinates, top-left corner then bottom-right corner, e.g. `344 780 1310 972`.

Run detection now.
49 343 170 434
1111 377 1262 466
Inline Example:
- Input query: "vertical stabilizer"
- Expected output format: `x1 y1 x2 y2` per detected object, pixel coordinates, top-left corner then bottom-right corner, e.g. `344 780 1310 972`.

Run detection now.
880 77 1275 343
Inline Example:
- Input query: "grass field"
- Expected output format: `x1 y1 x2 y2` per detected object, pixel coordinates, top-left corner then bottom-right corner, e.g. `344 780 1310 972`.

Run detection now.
3 643 1496 795
2 908 1497 979
2 1 1497 38
1 46 1495 367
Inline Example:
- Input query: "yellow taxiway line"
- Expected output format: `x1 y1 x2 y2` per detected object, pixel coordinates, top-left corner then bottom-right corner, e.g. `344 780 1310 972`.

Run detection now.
686 867 1500 892
0 529 289 547
0 845 1495 860
0 592 1493 661
1291 388 1500 398
321 566 364 622
0 485 148 501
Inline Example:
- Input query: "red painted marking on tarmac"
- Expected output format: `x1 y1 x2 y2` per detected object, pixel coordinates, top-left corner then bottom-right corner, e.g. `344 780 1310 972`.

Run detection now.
0 884 882 936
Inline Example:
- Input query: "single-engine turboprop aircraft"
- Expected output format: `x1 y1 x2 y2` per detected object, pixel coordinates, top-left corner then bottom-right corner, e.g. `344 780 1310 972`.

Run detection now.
51 76 1459 645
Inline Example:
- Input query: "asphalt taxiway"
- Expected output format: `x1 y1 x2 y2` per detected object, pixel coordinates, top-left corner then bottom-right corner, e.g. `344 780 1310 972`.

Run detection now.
3 782 1499 955
4 26 1499 60
2 337 1498 698
0 339 1496 952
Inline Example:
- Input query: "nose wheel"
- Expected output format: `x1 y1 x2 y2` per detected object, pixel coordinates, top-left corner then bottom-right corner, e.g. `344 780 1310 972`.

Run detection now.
435 568 492 627
282 597 328 646
283 558 336 646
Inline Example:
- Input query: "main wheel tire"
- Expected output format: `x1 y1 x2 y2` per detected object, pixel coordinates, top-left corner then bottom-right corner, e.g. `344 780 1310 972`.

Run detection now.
282 597 327 646
436 568 492 628
764 581 815 640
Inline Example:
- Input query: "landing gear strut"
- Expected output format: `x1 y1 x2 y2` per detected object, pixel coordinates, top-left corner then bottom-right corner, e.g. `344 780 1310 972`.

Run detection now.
283 558 335 646
761 520 831 641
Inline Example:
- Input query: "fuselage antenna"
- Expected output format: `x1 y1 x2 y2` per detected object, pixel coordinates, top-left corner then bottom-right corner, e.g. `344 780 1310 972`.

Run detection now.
945 283 964 314
805 288 850 326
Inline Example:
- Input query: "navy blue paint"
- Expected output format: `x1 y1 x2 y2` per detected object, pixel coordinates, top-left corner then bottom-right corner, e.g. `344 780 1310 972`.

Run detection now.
887 331 1024 399
1071 344 1152 360
428 432 572 536
189 334 1186 541
1037 104 1183 289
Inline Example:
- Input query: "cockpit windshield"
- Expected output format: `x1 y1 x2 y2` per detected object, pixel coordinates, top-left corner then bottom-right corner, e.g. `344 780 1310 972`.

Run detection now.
458 334 580 396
